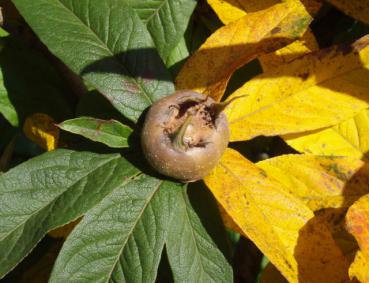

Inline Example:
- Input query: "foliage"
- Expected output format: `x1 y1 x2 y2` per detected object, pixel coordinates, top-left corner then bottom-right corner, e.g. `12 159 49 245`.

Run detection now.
1 0 369 282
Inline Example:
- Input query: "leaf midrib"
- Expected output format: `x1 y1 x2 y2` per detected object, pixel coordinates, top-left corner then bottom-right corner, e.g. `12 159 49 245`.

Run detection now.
141 0 168 24
181 189 208 282
52 0 154 105
104 178 164 283
218 161 294 270
331 126 369 162
229 63 366 125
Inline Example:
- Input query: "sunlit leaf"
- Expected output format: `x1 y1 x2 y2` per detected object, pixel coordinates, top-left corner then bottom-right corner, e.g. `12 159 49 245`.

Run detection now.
226 35 369 141
207 0 278 24
166 186 233 283
349 251 369 282
176 1 311 101
50 175 180 283
257 154 369 211
259 29 318 71
12 0 174 122
346 194 369 282
58 117 132 148
206 0 319 80
0 67 17 127
127 0 197 62
207 0 321 25
284 108 369 162
204 148 349 282
0 150 139 278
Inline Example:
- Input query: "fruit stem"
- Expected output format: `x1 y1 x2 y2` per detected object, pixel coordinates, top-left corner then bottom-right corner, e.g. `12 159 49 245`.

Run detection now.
210 95 247 121
173 114 193 151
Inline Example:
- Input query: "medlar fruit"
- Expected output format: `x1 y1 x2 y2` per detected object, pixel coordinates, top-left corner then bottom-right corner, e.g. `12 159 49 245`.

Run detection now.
141 90 230 182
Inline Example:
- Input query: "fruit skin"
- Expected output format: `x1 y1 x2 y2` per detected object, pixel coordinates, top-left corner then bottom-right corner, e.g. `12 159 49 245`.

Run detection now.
141 90 229 182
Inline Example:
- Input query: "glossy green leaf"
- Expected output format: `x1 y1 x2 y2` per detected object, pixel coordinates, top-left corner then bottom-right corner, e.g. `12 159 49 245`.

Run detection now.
12 0 174 122
127 0 197 61
0 68 17 127
50 175 182 283
0 149 139 278
0 36 72 124
0 28 9 37
58 117 132 148
165 37 190 76
166 186 233 283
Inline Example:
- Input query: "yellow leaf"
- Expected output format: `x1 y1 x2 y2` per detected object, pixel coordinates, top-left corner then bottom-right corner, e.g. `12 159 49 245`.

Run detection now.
204 148 350 282
207 0 278 24
206 0 246 24
226 35 369 141
346 194 369 282
206 0 319 78
257 154 369 211
207 0 321 25
176 1 311 101
284 108 369 162
327 0 369 25
349 251 369 283
259 29 319 71
23 113 59 151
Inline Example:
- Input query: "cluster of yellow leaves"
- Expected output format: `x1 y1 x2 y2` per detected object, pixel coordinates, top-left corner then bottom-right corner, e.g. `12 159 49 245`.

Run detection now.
177 0 369 282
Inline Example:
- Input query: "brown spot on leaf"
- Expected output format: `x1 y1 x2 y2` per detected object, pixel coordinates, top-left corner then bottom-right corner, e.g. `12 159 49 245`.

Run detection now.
271 27 281 34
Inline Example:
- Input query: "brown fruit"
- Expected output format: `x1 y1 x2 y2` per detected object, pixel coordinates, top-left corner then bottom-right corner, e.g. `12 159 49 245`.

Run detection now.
141 90 229 182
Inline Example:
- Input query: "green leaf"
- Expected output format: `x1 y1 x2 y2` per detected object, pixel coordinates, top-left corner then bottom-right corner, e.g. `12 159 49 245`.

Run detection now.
127 0 197 61
58 116 132 148
165 37 190 77
49 175 182 283
76 90 128 122
166 186 233 283
0 36 72 124
0 28 9 37
0 149 139 278
0 67 18 127
12 0 174 122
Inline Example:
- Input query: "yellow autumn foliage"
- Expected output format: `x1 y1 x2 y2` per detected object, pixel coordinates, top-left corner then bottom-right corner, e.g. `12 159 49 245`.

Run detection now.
257 154 369 211
204 148 350 283
225 35 369 141
207 0 278 24
176 1 311 101
285 108 369 162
